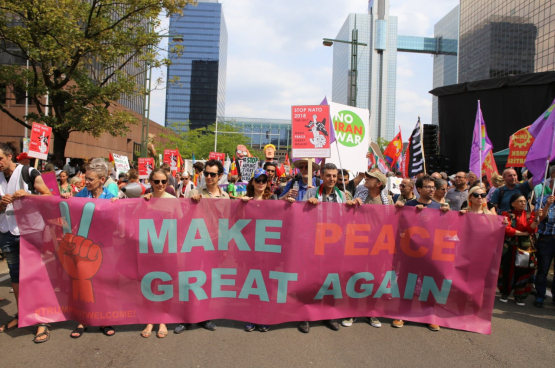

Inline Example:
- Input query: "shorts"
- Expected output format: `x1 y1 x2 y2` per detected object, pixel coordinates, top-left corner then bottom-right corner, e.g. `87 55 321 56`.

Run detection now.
0 231 20 284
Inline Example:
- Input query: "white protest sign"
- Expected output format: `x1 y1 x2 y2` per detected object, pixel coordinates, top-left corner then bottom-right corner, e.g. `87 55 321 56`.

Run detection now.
387 177 402 195
240 157 259 181
112 153 130 175
328 102 370 173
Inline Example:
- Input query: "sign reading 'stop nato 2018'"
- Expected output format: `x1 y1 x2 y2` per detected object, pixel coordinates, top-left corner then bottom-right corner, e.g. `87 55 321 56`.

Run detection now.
291 105 331 158
329 102 370 173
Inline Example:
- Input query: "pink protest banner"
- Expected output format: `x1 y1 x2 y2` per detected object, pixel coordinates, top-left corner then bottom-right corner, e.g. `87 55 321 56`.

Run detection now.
41 172 60 196
14 197 505 334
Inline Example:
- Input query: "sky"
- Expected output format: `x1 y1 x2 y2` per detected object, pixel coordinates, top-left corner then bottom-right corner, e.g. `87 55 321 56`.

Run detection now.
149 0 460 141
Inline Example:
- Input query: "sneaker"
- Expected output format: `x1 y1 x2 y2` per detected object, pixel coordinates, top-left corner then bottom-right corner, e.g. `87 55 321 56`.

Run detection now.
391 320 404 328
299 321 310 333
499 294 509 303
259 325 269 332
201 320 217 331
9 288 13 293
515 298 525 307
174 324 187 334
368 317 381 328
533 298 544 308
428 324 440 331
244 323 256 332
341 318 356 327
327 320 340 331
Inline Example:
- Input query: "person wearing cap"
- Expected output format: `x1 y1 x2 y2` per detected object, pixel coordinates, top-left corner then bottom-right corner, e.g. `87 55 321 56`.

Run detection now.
350 171 392 205
177 171 195 198
16 152 30 166
297 163 342 333
279 158 320 201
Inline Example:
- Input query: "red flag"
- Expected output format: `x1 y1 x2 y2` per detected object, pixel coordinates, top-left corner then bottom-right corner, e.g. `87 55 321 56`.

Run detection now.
383 130 403 168
481 150 499 184
230 155 238 176
276 163 286 178
108 152 114 163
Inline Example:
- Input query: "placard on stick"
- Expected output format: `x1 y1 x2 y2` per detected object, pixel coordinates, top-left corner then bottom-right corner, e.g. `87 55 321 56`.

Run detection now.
139 158 154 179
291 105 331 158
28 123 52 160
240 157 259 181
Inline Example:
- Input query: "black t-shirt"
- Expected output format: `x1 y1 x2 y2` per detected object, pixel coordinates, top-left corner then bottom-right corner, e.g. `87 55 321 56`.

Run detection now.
344 180 357 197
405 199 442 209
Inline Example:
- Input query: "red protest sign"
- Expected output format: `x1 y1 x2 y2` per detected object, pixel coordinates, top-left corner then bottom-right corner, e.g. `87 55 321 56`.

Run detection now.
506 126 534 167
28 123 52 160
138 158 154 179
163 149 179 170
209 152 226 162
291 105 331 158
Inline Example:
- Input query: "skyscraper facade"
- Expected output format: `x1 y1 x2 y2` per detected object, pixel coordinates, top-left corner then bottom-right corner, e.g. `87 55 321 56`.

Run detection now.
432 5 460 125
331 0 398 141
458 0 549 82
166 0 227 131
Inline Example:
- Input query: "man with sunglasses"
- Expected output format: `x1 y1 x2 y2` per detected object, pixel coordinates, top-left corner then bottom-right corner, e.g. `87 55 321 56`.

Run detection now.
279 159 320 201
445 172 469 210
263 161 282 197
174 160 229 335
392 178 416 206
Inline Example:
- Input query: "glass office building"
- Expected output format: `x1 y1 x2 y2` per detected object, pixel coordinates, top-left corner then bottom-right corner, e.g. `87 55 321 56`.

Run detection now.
219 117 291 151
166 0 227 131
432 5 460 125
459 0 554 83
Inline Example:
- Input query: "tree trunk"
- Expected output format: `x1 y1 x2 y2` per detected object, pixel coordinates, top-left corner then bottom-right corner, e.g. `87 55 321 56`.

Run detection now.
53 129 70 162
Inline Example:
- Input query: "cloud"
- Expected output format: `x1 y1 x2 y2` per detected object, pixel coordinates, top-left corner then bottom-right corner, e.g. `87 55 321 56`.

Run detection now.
148 0 460 144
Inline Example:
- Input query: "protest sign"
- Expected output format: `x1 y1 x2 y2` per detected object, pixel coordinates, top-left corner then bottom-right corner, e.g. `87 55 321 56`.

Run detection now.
240 157 259 181
209 152 226 162
138 158 154 179
291 105 331 158
22 138 30 153
15 197 505 334
329 103 370 172
387 177 402 194
163 149 179 170
507 126 534 167
112 153 130 175
28 123 52 160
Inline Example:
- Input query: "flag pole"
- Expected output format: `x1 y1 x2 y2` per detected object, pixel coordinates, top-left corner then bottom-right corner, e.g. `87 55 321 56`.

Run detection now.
419 116 426 175
478 101 483 185
538 123 555 212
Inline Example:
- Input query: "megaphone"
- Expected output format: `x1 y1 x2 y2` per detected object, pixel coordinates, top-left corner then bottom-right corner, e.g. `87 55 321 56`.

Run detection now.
121 183 148 198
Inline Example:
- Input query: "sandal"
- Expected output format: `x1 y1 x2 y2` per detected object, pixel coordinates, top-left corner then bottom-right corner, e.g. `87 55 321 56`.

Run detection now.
0 315 18 333
100 326 115 336
141 325 153 338
156 329 168 338
70 325 87 339
34 324 51 343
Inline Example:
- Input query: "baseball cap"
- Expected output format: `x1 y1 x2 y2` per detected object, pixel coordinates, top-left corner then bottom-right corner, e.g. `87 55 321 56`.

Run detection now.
253 168 268 179
365 171 387 187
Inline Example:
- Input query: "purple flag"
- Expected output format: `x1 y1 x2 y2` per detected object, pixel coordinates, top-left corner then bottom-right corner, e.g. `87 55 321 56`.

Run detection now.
469 101 493 176
525 99 555 186
320 96 336 144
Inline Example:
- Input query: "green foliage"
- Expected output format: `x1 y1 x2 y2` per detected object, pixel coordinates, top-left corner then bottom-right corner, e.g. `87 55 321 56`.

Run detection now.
158 121 265 160
0 0 194 158
376 137 390 153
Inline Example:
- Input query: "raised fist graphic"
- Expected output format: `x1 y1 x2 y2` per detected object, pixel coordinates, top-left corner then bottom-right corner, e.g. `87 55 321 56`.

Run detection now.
57 202 103 303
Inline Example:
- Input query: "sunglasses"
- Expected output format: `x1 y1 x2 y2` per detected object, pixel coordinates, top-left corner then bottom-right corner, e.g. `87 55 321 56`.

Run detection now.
254 178 268 184
204 172 219 178
152 179 167 185
298 165 308 170
471 192 487 198
236 150 248 155
399 184 407 188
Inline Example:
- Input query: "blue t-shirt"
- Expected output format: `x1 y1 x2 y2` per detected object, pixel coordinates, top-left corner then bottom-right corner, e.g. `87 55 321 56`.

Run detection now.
536 195 555 235
404 199 442 209
74 186 116 199
490 182 531 212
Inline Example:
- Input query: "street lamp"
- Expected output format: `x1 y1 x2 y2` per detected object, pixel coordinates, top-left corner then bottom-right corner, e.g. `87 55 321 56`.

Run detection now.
323 22 367 107
140 33 183 158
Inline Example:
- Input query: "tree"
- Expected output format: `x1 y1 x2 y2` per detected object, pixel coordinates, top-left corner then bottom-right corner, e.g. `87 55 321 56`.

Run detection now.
0 0 192 160
376 137 390 153
158 122 266 161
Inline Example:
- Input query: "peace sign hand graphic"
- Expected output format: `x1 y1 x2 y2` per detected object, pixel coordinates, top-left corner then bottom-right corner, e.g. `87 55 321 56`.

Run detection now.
57 202 103 303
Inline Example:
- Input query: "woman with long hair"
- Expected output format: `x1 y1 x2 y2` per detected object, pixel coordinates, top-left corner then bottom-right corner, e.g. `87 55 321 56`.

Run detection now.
499 193 539 306
460 186 493 215
59 170 72 198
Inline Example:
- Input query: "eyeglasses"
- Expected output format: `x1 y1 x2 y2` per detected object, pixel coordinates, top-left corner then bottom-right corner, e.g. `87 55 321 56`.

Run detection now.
152 179 167 185
422 186 436 190
298 165 308 170
455 176 466 179
266 169 275 173
182 177 189 180
84 177 96 183
254 178 268 184
438 187 448 191
399 184 407 188
236 150 248 155
204 171 218 178
471 192 487 198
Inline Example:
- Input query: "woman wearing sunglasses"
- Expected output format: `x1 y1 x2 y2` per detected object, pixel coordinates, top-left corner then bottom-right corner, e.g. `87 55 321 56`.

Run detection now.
140 169 175 338
459 186 492 215
432 178 452 210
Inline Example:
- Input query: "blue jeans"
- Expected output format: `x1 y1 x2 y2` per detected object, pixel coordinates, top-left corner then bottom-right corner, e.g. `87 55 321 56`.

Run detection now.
0 231 20 284
535 235 555 301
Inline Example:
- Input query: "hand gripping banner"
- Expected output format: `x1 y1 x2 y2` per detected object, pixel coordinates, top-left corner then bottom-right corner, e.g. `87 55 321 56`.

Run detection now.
14 197 505 334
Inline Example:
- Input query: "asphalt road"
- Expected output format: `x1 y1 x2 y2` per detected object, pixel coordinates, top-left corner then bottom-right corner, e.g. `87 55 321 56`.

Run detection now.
1 260 554 368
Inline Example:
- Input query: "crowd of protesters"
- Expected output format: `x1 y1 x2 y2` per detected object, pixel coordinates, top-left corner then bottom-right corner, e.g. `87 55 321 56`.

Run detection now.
0 141 553 342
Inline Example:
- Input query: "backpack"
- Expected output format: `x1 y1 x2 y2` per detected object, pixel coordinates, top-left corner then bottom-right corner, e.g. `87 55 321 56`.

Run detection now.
19 165 37 194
